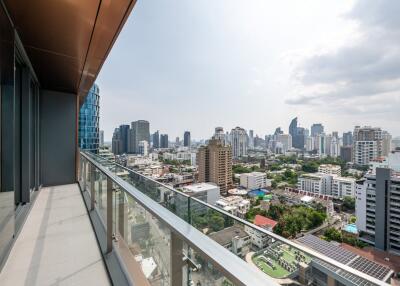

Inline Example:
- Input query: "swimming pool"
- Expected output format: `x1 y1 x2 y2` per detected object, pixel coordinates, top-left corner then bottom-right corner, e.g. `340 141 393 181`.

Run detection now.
247 189 269 198
343 223 358 234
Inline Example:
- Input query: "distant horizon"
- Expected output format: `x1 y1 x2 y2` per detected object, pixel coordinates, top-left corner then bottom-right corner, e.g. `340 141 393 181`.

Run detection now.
97 0 400 141
101 122 400 143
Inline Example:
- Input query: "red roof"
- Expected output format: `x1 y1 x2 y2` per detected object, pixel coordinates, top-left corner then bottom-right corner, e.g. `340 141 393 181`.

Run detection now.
254 215 278 229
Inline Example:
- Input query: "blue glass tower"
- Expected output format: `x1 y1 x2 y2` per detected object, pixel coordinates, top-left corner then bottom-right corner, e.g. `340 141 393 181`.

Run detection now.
79 84 100 153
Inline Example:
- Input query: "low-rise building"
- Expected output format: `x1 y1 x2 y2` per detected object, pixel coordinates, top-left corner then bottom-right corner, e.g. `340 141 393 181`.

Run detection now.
240 172 270 190
244 215 277 249
298 173 331 195
182 183 220 206
298 173 356 198
208 225 251 258
215 196 250 218
331 176 356 197
318 164 341 176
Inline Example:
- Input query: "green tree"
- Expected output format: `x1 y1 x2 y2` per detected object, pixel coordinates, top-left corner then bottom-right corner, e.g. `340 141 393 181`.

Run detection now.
324 227 342 242
343 196 356 211
301 161 319 173
209 215 225 232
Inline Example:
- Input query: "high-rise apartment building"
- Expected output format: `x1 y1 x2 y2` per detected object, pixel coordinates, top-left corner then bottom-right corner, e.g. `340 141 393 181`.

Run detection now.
382 131 392 157
198 139 233 195
160 134 169 148
78 84 100 153
184 131 191 147
230 127 248 158
138 140 149 156
343 131 353 146
275 134 292 153
311 123 324 137
340 146 352 163
152 130 160 148
353 126 389 165
356 168 400 255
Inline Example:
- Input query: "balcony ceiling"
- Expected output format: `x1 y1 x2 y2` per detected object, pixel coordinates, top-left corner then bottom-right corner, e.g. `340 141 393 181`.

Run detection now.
4 0 136 103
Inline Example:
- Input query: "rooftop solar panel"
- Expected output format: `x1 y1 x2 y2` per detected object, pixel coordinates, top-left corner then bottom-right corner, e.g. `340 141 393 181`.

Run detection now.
297 235 393 284
297 235 357 264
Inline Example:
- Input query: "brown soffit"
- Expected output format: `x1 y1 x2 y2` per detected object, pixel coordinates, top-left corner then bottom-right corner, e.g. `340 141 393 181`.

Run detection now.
4 0 137 102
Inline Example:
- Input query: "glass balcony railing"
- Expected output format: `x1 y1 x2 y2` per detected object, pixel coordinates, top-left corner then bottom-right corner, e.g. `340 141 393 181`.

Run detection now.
79 152 391 286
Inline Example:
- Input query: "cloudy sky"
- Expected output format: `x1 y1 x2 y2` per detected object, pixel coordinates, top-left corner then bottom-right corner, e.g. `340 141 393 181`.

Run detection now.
97 0 400 141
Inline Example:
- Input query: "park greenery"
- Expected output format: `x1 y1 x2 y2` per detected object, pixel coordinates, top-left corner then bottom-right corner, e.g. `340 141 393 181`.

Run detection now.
246 203 327 238
323 227 368 248
232 164 262 174
269 205 327 238
161 158 191 166
270 169 298 187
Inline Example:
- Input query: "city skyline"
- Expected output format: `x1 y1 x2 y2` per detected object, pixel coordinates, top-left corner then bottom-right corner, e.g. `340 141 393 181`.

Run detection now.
97 0 400 140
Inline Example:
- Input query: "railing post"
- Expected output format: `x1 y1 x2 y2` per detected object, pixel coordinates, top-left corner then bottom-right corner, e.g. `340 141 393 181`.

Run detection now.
83 160 87 191
170 232 183 286
106 177 113 253
90 164 95 211
118 192 127 239
98 172 103 207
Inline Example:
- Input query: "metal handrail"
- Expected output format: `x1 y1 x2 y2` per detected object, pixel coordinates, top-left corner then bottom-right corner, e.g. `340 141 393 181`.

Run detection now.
83 151 390 286
81 152 275 286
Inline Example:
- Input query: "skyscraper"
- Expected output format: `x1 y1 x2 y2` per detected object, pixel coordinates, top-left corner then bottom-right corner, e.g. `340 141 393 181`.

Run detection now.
198 139 233 195
99 130 104 147
129 120 150 153
152 130 160 148
249 130 254 149
112 128 122 155
289 117 297 138
213 127 226 144
78 84 100 153
311 123 324 137
230 127 248 158
160 134 169 148
289 117 305 150
184 131 191 147
112 124 129 154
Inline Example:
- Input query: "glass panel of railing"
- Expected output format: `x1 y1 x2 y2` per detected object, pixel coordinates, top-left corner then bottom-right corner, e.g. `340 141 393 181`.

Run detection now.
93 170 107 223
96 157 191 222
188 197 383 286
114 189 172 286
186 245 237 286
81 153 390 286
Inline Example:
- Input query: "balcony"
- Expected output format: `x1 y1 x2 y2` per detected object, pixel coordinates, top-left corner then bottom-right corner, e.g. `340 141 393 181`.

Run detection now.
68 152 393 286
0 184 110 285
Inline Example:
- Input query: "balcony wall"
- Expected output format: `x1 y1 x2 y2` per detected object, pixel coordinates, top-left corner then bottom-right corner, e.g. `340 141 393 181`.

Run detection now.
40 90 77 186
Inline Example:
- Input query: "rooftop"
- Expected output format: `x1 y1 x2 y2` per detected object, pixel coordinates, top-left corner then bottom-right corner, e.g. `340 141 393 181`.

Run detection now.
297 235 393 282
182 182 219 193
208 225 249 246
254 215 278 229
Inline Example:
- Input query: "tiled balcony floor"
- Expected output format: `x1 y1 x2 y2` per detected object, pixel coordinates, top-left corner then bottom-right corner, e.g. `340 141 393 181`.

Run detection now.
0 184 110 286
